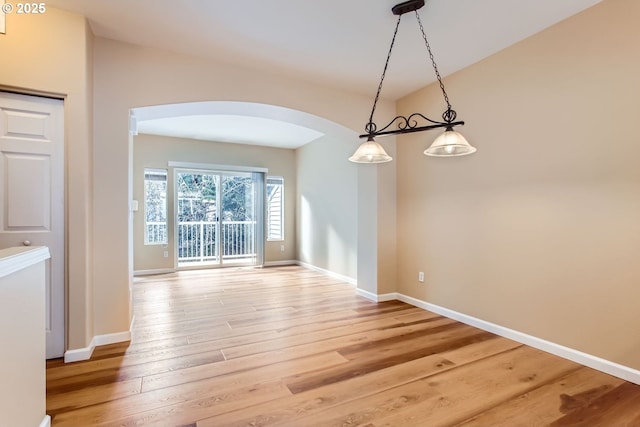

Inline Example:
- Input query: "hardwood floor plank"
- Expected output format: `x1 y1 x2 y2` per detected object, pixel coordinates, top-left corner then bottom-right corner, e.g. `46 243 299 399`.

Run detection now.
222 313 454 361
53 380 291 427
196 337 522 427
286 325 493 394
391 309 443 323
455 367 626 427
131 320 232 343
47 378 142 415
56 352 347 427
548 381 640 426
139 318 434 391
277 347 579 427
187 305 424 346
46 266 640 427
47 349 224 383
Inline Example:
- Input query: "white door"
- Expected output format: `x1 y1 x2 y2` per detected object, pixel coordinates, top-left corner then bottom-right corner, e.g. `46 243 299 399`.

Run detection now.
0 92 65 359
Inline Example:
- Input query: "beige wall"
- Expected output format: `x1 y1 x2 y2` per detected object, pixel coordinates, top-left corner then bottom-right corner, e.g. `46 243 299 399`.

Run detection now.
93 37 395 338
295 127 397 287
133 134 297 271
376 144 397 295
296 134 358 279
396 0 640 370
355 140 397 295
0 9 94 349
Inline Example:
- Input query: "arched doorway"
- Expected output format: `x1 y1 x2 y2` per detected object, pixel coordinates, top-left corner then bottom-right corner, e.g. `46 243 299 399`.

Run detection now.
129 101 361 277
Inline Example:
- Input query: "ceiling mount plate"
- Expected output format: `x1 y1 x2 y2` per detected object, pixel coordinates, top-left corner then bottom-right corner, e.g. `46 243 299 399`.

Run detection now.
392 0 425 16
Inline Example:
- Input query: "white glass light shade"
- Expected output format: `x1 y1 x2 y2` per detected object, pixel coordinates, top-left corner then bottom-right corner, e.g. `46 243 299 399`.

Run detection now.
424 129 476 157
349 137 392 163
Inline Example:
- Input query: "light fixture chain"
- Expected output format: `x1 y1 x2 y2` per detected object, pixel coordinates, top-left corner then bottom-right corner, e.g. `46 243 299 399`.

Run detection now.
415 11 452 112
366 14 403 133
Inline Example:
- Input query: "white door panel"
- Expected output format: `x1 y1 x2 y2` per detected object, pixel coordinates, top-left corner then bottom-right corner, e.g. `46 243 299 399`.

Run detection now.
0 92 65 359
3 107 49 138
4 154 51 229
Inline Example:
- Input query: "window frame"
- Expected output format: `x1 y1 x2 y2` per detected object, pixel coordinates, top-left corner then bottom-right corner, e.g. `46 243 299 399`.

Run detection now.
266 176 284 242
144 168 168 245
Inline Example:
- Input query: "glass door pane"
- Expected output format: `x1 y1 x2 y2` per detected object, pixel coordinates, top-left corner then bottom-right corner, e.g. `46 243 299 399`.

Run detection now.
175 169 262 269
221 173 256 265
176 171 220 267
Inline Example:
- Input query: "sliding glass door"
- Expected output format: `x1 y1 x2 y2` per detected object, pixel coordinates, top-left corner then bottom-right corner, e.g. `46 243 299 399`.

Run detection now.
176 169 263 268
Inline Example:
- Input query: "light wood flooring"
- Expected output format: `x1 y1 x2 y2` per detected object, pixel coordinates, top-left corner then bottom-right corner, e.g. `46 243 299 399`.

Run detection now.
46 265 640 426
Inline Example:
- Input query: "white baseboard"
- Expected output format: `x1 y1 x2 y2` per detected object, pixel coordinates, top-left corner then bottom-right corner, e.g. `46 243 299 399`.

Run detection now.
63 320 133 363
295 260 357 285
376 292 398 302
356 289 397 302
263 260 297 267
134 268 175 276
395 293 640 386
94 329 131 347
356 288 378 301
39 414 51 427
64 340 95 363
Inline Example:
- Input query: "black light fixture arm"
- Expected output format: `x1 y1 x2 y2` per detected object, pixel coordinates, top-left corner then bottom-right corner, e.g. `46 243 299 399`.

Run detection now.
362 0 464 140
365 14 402 132
360 115 464 138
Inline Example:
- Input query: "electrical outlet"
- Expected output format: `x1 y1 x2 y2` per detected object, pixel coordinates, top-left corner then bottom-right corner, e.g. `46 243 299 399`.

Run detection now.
418 272 425 282
280 245 285 252
163 251 168 258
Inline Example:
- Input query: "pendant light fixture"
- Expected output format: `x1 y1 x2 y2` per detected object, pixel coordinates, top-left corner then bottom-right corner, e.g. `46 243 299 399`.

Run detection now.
349 0 476 163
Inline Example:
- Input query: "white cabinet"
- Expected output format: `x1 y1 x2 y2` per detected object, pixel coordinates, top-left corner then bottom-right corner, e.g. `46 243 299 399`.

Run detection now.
0 246 50 427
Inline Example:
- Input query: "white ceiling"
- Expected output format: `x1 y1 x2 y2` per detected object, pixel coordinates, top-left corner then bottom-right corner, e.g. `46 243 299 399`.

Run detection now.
47 0 602 146
137 115 325 149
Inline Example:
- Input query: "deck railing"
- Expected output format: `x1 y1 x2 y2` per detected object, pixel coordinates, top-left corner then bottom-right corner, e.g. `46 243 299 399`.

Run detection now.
177 220 256 264
145 220 256 264
146 222 168 244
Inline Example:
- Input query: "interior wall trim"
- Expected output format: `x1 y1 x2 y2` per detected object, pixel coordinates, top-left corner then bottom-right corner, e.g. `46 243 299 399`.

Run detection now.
63 342 95 363
395 292 640 386
295 260 357 285
355 288 378 301
355 289 397 302
39 415 51 427
168 161 268 173
63 320 133 363
134 268 175 276
263 260 297 267
38 415 51 427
